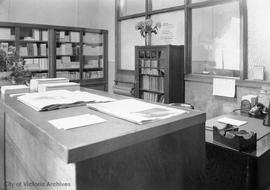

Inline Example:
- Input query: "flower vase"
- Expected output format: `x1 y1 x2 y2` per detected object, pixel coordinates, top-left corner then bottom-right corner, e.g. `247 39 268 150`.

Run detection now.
145 33 151 46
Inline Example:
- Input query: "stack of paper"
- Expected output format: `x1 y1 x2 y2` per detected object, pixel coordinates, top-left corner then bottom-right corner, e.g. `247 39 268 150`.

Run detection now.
87 99 187 124
17 90 115 111
1 85 29 95
30 78 69 92
37 82 80 92
48 114 106 130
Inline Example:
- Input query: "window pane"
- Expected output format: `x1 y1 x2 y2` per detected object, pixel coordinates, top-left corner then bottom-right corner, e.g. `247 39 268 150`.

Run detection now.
151 11 184 45
191 2 240 77
120 17 145 70
120 0 145 16
152 0 184 10
248 0 270 80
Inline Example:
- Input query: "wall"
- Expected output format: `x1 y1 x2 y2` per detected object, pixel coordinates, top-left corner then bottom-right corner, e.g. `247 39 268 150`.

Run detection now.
0 0 115 92
185 80 261 119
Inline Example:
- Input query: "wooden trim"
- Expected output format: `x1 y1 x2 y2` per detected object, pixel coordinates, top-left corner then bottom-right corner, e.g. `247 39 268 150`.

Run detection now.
118 13 146 21
187 0 239 9
103 30 109 91
185 0 192 74
148 5 185 16
48 29 55 78
240 0 248 80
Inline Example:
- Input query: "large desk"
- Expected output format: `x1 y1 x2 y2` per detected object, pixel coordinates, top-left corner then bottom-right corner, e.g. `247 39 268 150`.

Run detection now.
0 88 206 190
205 113 270 190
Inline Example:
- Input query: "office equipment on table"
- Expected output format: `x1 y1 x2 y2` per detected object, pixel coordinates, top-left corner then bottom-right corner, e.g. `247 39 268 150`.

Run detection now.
87 98 187 124
37 82 80 92
205 113 270 190
48 114 106 130
241 95 258 113
0 87 206 190
0 85 29 95
17 90 115 111
30 78 69 92
217 117 247 127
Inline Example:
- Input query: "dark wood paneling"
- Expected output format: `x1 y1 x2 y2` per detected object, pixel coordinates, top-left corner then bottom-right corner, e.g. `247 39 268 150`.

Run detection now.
76 123 205 190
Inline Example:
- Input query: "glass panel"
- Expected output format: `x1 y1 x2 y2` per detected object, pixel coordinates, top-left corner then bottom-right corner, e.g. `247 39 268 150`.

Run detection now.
19 27 49 79
120 17 145 70
191 2 240 77
82 32 104 79
152 0 184 10
151 11 184 45
55 30 80 80
247 0 270 81
120 0 145 16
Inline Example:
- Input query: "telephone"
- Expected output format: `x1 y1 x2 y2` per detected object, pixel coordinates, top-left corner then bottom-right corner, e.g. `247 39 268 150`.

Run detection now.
248 103 267 118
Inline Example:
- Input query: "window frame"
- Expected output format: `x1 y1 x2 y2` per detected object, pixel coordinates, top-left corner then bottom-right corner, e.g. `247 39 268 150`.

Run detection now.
115 0 247 82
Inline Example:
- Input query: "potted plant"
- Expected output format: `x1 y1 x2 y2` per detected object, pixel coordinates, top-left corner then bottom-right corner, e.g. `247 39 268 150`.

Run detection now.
0 46 31 86
135 18 161 46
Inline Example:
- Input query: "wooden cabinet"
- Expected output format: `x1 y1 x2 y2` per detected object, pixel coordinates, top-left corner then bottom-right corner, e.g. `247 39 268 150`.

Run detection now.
0 22 108 91
134 45 184 103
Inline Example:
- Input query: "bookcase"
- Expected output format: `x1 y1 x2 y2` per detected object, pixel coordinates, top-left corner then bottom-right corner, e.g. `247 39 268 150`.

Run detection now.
0 22 108 91
134 45 184 104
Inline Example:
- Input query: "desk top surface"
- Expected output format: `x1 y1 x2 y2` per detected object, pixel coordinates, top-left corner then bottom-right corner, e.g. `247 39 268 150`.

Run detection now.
1 88 205 163
206 112 270 158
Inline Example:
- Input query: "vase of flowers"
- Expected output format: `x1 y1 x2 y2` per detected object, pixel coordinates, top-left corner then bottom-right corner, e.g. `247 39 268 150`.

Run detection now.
0 46 31 86
135 18 161 46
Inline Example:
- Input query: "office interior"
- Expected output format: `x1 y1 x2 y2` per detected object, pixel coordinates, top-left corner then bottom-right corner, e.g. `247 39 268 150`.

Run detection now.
0 0 270 190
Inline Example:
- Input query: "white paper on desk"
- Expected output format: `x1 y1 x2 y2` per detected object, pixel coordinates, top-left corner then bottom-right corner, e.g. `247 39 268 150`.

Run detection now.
217 117 247 127
48 114 106 130
213 78 235 98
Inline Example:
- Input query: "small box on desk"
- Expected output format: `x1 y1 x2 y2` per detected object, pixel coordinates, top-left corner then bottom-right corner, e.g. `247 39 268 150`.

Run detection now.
213 126 257 151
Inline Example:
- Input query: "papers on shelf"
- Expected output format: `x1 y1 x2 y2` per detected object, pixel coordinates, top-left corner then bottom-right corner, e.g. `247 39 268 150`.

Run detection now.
1 85 29 95
213 78 235 98
30 78 69 92
87 99 187 125
48 114 106 130
17 90 115 112
217 117 247 127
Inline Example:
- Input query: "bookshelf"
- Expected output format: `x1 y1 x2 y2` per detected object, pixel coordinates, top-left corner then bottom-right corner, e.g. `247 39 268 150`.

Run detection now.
134 45 184 103
0 22 108 91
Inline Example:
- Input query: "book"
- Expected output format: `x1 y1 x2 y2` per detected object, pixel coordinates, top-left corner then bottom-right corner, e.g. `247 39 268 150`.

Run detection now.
37 82 80 92
1 85 29 95
29 78 69 92
17 90 115 112
87 99 187 124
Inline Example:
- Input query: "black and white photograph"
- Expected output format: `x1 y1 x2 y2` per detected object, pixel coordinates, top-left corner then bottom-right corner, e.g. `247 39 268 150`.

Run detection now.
0 0 269 189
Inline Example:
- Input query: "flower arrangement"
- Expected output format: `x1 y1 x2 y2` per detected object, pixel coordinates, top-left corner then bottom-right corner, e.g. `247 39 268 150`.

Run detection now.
0 46 31 84
135 19 161 38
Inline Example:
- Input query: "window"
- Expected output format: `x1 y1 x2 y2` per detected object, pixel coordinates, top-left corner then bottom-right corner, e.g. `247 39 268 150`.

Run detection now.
191 2 240 77
247 0 270 80
151 0 184 10
120 0 145 16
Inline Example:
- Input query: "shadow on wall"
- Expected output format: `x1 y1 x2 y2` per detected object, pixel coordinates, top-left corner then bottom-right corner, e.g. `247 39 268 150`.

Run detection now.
185 81 261 119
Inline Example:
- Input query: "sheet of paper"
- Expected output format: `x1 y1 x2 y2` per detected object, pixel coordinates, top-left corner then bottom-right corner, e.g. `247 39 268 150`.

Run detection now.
48 114 106 130
213 78 235 98
217 117 247 127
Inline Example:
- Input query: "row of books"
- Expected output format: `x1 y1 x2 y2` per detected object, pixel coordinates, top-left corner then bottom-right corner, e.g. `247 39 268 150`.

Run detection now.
56 71 80 80
141 92 165 103
0 28 15 40
83 33 102 44
83 45 103 56
56 31 80 43
138 50 165 59
84 59 103 68
32 73 48 79
21 29 48 41
140 68 165 76
56 44 80 56
56 61 80 69
24 58 48 71
139 60 165 68
19 43 47 57
141 76 164 92
83 71 103 79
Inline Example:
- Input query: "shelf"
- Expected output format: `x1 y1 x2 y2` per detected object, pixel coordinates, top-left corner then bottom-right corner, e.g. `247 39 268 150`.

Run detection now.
21 56 48 58
83 42 103 46
139 74 164 77
56 41 81 44
139 67 165 69
19 40 48 43
56 55 79 57
56 68 80 71
82 55 103 59
139 89 164 94
26 69 48 72
83 67 103 71
0 39 15 42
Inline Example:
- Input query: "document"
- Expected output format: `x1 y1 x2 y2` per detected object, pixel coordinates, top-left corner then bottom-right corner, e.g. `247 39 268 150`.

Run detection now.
87 99 187 124
217 117 247 127
213 78 235 98
48 114 106 130
17 90 115 111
